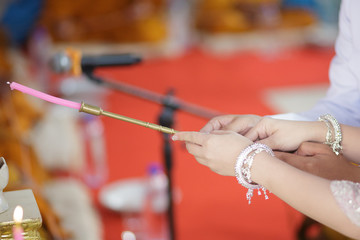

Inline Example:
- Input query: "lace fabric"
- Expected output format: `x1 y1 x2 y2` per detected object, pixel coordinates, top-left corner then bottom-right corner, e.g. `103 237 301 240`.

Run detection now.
330 180 360 227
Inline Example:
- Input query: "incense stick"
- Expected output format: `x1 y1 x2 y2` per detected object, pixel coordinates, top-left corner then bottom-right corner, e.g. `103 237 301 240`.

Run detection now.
8 82 177 134
7 82 81 109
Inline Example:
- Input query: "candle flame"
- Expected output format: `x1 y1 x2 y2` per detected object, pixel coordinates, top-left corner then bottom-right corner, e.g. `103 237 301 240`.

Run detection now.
121 231 136 240
13 205 23 223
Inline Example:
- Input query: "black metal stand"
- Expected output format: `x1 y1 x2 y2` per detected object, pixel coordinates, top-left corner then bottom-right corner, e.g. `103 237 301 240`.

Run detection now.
83 69 220 240
82 69 221 120
158 89 178 240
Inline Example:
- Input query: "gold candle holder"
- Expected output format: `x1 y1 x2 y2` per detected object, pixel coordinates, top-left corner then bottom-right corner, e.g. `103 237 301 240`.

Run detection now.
0 189 42 239
79 102 178 134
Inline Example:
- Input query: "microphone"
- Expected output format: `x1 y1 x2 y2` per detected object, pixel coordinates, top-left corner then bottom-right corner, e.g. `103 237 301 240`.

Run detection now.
50 51 142 74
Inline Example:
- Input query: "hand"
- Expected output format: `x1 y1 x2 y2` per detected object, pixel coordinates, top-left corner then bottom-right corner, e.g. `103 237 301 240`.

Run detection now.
172 130 253 176
275 142 360 181
200 114 262 134
245 117 325 152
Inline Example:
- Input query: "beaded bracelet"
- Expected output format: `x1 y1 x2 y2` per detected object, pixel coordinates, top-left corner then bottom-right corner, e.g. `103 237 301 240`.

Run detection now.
321 118 333 145
234 143 274 204
318 114 342 155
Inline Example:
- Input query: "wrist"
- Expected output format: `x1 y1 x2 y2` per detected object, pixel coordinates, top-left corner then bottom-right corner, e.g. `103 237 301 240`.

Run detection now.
250 151 276 185
234 143 274 204
307 121 329 143
318 114 343 155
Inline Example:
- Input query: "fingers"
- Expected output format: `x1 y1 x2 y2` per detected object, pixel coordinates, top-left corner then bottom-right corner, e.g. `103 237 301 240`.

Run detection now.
211 130 233 135
172 132 207 165
223 114 261 134
173 132 218 168
172 131 208 145
172 130 231 145
244 118 268 141
200 120 220 133
246 126 274 146
200 115 262 134
295 142 331 156
244 127 260 141
222 121 245 132
200 115 234 133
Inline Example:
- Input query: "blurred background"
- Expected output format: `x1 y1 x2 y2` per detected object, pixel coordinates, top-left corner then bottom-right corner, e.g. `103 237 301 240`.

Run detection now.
0 0 348 240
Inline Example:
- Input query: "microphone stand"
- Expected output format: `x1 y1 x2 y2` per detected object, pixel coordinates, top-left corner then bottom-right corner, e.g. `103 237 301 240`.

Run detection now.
82 67 222 120
158 89 178 240
82 68 221 240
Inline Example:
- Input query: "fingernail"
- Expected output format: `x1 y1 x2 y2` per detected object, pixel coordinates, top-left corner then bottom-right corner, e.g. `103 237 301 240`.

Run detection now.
172 135 178 141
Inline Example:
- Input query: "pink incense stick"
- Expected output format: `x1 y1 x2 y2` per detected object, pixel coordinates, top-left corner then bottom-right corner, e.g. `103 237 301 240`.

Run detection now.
7 82 178 134
7 82 81 110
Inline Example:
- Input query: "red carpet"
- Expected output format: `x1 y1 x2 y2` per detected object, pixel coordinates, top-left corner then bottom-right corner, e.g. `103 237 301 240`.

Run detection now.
94 47 334 240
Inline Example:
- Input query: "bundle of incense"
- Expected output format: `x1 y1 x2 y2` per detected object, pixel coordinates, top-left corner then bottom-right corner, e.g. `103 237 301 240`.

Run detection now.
7 82 177 134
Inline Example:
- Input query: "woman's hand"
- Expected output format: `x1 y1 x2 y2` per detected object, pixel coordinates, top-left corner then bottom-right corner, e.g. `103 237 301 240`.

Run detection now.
275 142 360 182
200 114 262 134
245 118 327 152
172 130 253 176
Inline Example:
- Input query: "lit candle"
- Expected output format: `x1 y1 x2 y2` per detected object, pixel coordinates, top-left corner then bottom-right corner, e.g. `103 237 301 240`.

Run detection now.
13 205 24 240
121 231 136 240
7 81 81 110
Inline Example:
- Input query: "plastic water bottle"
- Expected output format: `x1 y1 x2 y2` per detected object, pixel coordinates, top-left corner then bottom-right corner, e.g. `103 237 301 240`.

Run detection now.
143 163 169 240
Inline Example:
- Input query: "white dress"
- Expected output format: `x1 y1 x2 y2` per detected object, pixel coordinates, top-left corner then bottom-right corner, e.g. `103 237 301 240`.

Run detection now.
330 180 360 227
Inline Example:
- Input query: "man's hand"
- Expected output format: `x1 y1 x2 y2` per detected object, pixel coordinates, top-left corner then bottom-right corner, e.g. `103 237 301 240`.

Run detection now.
275 142 360 182
200 114 261 134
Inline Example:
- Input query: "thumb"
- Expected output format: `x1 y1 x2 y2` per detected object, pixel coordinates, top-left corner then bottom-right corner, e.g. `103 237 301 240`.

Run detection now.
200 122 216 133
244 127 261 142
244 121 270 141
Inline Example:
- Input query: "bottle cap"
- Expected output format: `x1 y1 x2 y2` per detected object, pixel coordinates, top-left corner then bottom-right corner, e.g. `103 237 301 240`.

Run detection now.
147 162 163 175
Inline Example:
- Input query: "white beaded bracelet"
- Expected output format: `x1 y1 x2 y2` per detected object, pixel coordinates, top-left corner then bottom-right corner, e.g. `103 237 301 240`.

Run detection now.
318 114 342 155
234 143 274 204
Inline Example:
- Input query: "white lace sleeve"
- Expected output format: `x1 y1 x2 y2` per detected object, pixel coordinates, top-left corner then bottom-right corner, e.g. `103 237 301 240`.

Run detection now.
330 180 360 227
